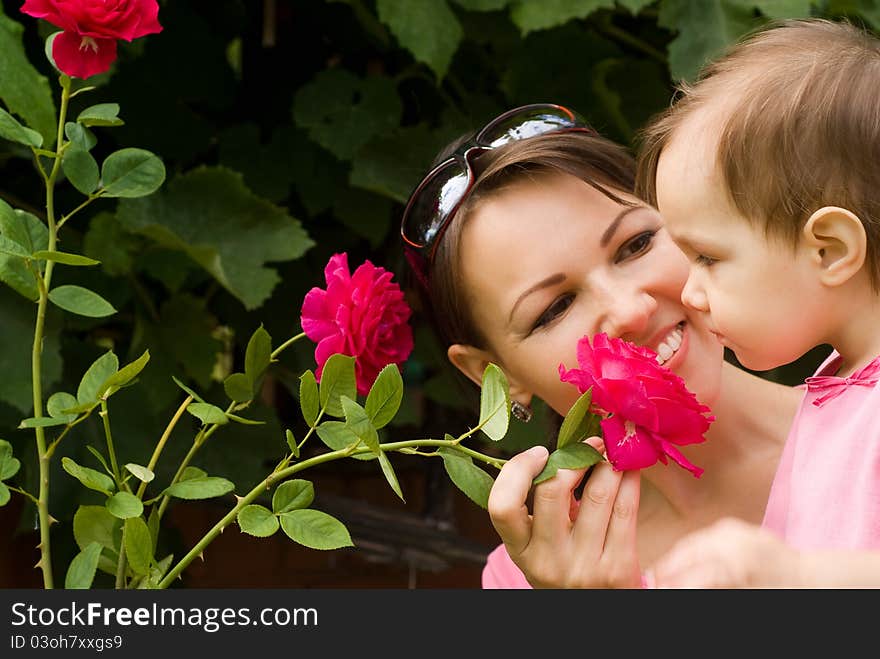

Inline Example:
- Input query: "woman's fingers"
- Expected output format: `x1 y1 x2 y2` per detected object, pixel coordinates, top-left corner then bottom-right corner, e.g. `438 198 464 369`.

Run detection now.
529 461 591 548
487 445 549 556
569 458 624 558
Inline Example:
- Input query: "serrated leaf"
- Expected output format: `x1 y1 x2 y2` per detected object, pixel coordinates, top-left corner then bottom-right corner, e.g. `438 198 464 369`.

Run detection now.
0 234 30 258
123 516 153 576
285 428 299 457
244 324 272 385
48 284 116 317
438 447 494 510
341 395 379 455
124 463 154 483
237 505 279 537
479 363 510 441
186 402 228 425
101 148 165 198
106 491 143 519
64 542 103 589
62 457 115 495
319 353 357 418
73 505 121 553
77 102 123 127
77 351 119 405
299 370 319 427
116 166 313 310
0 207 47 301
18 416 69 429
533 443 605 485
377 450 404 502
279 509 354 550
164 476 235 500
0 105 42 147
376 0 462 80
32 250 100 266
364 364 403 429
272 479 314 514
315 420 372 460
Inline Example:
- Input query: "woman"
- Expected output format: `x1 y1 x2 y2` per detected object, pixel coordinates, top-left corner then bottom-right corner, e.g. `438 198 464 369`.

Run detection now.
400 104 800 587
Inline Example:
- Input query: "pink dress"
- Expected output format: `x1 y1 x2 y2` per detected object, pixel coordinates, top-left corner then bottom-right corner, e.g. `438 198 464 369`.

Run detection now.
762 350 880 549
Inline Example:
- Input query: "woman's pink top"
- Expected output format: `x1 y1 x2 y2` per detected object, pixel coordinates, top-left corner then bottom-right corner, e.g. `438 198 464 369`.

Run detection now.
762 350 880 549
482 544 531 588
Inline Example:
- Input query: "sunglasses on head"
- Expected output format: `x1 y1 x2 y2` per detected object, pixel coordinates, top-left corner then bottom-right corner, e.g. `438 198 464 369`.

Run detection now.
400 103 594 278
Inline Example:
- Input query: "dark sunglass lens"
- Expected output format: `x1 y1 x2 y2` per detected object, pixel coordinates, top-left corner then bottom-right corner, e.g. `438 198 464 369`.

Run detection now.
479 106 578 148
403 161 470 248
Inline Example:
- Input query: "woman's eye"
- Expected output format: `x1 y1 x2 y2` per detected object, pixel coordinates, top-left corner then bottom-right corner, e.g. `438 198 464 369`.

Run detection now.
695 254 717 266
532 294 574 332
616 230 655 262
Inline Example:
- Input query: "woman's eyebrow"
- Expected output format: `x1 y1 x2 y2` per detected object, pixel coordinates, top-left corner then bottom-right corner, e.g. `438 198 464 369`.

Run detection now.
509 273 565 324
600 205 646 247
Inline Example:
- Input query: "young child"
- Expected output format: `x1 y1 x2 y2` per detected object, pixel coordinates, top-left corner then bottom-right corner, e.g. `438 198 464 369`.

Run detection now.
635 18 880 587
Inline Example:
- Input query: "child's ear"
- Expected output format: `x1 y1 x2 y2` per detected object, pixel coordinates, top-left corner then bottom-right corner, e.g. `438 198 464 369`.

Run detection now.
802 206 867 287
447 344 533 409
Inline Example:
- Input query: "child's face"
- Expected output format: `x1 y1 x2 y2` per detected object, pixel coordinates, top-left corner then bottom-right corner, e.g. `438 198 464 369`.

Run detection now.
654 115 826 372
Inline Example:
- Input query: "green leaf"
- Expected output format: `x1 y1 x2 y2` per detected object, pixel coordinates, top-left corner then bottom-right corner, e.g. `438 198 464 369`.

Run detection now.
101 148 165 198
341 395 379 455
315 420 362 452
98 350 150 398
123 516 153 576
244 324 272 386
18 416 69 429
77 351 119 405
62 145 100 195
533 443 605 485
0 439 20 481
0 483 9 506
61 457 115 495
65 121 97 151
272 479 314 513
225 413 264 425
48 284 116 317
164 476 235 500
293 69 403 159
0 205 48 302
479 363 510 441
237 505 280 537
0 11 55 145
223 372 252 403
64 542 103 589
124 463 155 483
116 166 314 310
32 250 100 266
299 370 319 427
106 491 144 520
86 446 113 477
279 509 354 550
376 0 462 80
73 505 121 552
179 466 207 481
319 353 357 418
510 0 614 34
377 450 405 502
0 234 31 258
556 388 596 449
186 402 229 425
365 364 403 429
285 428 299 458
46 392 78 423
0 105 42 147
77 103 124 127
438 446 494 510
172 376 206 403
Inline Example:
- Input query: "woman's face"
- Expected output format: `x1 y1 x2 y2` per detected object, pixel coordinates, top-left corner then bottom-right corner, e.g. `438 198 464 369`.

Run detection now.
455 172 724 416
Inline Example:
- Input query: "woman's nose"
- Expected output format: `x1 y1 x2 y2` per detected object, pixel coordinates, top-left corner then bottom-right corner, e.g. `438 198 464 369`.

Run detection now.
680 271 709 312
598 287 657 339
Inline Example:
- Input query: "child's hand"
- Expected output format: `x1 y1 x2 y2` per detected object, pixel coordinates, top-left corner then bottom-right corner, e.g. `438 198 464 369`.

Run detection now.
648 517 803 588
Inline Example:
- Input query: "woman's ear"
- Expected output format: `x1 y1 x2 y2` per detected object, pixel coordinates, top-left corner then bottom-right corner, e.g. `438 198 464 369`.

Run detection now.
802 206 867 287
447 343 533 407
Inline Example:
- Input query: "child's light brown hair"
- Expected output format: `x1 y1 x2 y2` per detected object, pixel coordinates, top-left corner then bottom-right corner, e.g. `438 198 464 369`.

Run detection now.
636 18 880 286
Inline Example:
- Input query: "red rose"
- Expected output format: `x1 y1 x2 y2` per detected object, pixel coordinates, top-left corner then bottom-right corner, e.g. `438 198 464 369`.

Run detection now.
301 253 414 396
21 0 162 79
559 333 714 477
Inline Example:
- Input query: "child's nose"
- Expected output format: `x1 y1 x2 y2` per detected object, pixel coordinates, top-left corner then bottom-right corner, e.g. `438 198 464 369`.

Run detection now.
681 273 709 312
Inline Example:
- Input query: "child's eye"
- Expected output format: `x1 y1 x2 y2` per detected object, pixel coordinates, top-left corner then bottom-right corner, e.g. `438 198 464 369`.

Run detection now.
695 254 717 267
616 231 655 262
531 294 574 333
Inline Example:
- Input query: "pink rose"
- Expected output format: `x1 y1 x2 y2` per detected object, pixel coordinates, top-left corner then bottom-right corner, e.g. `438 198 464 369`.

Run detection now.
21 0 162 79
301 253 414 396
559 333 714 477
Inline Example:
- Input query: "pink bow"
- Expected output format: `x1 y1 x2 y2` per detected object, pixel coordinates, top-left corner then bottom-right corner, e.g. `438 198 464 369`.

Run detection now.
805 357 880 407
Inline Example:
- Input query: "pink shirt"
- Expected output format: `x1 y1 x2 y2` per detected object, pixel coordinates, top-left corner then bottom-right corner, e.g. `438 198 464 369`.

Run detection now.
482 544 531 588
762 350 880 549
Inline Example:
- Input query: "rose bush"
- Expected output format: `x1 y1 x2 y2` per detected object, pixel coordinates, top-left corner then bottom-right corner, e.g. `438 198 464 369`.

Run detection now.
21 0 162 78
301 253 414 396
559 333 714 477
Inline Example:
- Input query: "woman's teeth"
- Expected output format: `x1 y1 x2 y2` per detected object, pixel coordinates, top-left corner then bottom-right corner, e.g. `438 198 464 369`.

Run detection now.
655 323 684 366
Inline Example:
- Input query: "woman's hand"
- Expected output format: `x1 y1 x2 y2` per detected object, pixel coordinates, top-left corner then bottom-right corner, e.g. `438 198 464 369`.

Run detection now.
487 439 643 588
648 517 803 588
